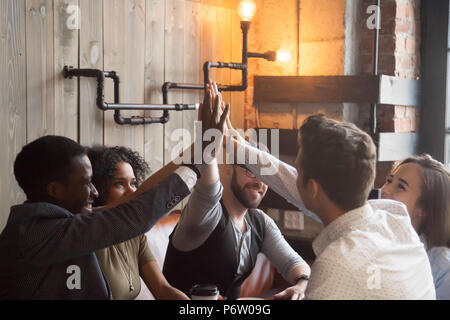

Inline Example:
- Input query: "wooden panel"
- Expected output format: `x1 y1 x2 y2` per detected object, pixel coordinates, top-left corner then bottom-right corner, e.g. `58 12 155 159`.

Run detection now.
26 0 55 141
200 2 216 81
180 0 202 207
54 0 79 141
230 7 245 130
79 0 103 146
0 0 27 230
257 102 295 129
164 0 185 211
377 132 418 162
103 0 145 155
254 75 421 107
144 0 165 173
200 0 235 8
164 0 185 165
183 0 201 146
254 75 380 104
215 5 231 103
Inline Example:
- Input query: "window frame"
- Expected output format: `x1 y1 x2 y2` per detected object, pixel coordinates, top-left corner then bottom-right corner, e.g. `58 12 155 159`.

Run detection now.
419 0 450 166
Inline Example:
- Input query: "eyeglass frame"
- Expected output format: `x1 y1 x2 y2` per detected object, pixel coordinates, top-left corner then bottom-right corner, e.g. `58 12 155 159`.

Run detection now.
233 164 257 179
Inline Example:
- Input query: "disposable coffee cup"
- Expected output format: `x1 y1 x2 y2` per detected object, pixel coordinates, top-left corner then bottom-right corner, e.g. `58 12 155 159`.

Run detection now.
189 284 219 300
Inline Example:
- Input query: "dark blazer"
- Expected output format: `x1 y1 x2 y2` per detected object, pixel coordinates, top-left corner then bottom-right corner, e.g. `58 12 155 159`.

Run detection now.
0 173 189 300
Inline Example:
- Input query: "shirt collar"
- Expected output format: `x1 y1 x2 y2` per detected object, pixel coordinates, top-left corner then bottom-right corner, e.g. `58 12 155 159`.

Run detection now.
230 214 252 236
312 203 373 256
419 233 428 250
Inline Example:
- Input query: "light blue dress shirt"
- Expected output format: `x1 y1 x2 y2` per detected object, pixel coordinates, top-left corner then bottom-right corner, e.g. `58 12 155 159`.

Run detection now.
420 235 450 300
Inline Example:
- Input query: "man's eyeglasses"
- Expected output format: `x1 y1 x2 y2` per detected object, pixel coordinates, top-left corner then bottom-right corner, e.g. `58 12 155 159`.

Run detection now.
235 165 256 178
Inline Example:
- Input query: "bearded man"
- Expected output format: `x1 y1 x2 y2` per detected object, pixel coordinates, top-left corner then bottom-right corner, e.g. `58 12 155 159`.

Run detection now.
163 160 311 300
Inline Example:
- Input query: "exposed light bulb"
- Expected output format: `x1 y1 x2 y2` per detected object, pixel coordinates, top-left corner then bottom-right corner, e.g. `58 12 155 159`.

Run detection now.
277 50 291 62
238 0 256 21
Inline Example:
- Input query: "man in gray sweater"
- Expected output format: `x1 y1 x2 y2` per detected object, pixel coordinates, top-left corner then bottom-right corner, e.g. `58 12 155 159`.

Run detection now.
163 90 311 300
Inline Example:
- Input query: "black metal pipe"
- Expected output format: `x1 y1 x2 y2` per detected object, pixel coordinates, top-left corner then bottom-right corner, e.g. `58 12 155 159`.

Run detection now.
161 20 275 108
248 51 277 62
163 82 205 104
203 61 248 91
64 66 109 110
162 58 249 106
63 66 197 125
97 103 198 111
241 21 249 93
114 112 171 125
370 0 381 138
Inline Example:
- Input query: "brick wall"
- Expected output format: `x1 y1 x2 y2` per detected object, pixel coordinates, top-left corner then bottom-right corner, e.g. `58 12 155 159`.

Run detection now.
360 0 421 134
239 0 422 186
243 0 347 130
360 0 421 187
242 0 421 132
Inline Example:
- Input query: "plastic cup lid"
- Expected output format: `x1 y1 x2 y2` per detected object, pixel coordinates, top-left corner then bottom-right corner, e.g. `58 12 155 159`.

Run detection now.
189 284 219 296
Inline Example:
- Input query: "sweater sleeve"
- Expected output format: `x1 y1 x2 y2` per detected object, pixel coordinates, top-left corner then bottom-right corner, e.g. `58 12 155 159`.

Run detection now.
171 179 223 251
259 212 308 281
16 173 191 266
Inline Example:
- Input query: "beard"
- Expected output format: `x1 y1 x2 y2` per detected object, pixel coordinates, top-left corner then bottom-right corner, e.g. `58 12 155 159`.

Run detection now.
230 172 265 209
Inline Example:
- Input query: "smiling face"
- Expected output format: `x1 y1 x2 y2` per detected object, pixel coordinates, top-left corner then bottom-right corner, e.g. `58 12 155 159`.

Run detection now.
381 162 424 230
230 166 268 209
105 162 137 204
57 155 99 214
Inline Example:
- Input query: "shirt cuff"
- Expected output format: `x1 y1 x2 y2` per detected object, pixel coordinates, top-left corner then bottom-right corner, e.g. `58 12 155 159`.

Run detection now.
174 166 198 191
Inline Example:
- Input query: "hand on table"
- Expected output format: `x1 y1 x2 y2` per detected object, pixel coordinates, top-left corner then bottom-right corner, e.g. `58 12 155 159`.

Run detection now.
272 284 306 300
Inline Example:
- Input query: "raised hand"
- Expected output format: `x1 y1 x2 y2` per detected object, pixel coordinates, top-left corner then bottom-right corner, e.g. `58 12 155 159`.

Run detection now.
200 81 229 134
197 81 229 162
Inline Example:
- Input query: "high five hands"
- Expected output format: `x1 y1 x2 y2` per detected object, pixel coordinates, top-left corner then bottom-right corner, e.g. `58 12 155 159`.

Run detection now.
198 81 230 161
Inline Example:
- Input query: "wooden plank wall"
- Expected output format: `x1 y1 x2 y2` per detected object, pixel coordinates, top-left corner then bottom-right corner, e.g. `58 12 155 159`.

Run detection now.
0 0 241 231
0 0 27 230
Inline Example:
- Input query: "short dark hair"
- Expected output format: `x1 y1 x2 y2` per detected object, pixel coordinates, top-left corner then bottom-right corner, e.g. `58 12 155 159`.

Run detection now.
395 154 450 248
87 146 150 206
14 135 86 201
298 114 377 212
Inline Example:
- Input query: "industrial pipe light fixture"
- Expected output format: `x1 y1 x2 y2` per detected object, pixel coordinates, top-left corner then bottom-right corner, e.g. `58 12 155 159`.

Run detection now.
63 1 288 126
237 0 256 21
162 0 287 107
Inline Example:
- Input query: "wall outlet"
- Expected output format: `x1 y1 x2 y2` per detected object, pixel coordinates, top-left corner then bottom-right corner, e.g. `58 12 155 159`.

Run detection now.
283 210 304 230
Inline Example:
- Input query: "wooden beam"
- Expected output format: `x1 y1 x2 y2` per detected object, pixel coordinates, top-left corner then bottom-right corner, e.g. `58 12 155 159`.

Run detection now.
254 75 421 107
377 132 418 162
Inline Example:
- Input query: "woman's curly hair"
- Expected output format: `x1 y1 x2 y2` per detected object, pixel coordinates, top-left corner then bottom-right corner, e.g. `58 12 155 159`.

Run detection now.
87 145 150 206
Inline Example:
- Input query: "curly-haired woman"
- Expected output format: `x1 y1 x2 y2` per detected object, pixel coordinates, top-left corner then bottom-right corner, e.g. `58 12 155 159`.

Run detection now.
87 145 189 300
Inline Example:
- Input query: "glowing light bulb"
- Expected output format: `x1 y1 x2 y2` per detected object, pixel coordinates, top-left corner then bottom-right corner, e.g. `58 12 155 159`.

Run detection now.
276 50 291 62
238 0 256 21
